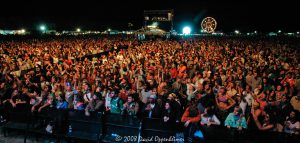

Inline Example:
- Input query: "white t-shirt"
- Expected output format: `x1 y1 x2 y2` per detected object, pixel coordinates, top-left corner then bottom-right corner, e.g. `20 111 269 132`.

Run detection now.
105 92 111 108
284 119 300 134
117 54 124 61
201 114 221 125
53 57 59 63
239 92 253 114
141 89 151 104
244 93 253 106
195 78 204 87
83 91 92 103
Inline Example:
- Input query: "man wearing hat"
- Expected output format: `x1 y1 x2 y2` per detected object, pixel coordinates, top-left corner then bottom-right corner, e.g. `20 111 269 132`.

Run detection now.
143 94 161 118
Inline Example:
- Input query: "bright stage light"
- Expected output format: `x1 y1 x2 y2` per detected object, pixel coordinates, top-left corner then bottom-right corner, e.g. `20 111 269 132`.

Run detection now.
40 25 46 31
234 30 240 34
182 26 191 35
76 28 81 32
278 30 281 33
21 29 25 33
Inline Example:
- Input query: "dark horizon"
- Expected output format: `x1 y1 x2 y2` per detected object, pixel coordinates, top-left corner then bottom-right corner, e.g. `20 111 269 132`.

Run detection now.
0 0 299 33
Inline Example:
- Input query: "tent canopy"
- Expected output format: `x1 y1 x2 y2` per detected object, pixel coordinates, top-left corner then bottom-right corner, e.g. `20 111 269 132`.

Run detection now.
135 27 167 35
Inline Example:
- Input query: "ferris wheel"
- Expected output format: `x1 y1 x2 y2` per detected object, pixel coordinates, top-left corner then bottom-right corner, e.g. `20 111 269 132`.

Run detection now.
201 17 217 33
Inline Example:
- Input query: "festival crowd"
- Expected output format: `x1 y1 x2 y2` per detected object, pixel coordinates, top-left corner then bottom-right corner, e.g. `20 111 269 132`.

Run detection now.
0 36 299 142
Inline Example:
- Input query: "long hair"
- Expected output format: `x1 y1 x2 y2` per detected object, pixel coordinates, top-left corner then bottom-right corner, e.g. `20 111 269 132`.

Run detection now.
204 107 215 117
58 92 66 101
188 102 199 117
164 101 172 114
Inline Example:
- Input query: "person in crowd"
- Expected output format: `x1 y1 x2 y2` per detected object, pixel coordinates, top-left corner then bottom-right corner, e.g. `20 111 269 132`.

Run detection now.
56 93 68 110
252 91 269 117
224 106 248 130
31 88 49 112
178 63 187 78
9 89 23 109
197 82 215 113
105 89 113 111
73 92 86 111
166 93 182 123
109 90 123 114
201 107 221 127
251 72 262 91
121 94 139 116
181 101 201 143
200 107 221 141
10 87 30 110
0 36 299 141
38 94 55 112
0 81 9 122
85 86 104 116
161 101 176 127
82 82 92 103
215 87 236 121
290 90 300 112
143 94 161 118
186 78 196 101
226 82 237 98
237 87 253 117
252 110 275 131
283 110 300 134
64 82 74 108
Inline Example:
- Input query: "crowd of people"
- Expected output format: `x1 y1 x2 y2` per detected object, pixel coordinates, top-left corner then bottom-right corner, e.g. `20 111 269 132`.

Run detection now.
0 36 299 142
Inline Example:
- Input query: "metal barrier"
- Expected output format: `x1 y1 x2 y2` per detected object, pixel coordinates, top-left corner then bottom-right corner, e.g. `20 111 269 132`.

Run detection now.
1 109 299 143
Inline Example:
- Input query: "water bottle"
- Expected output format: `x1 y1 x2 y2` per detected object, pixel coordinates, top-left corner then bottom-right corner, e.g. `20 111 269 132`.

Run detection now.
69 125 72 133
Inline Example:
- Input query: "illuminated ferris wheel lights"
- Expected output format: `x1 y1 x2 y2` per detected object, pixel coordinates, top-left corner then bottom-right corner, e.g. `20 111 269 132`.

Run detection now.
201 17 217 33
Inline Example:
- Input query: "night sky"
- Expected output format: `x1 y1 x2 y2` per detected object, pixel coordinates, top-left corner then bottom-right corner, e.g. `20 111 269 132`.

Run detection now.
0 0 299 33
